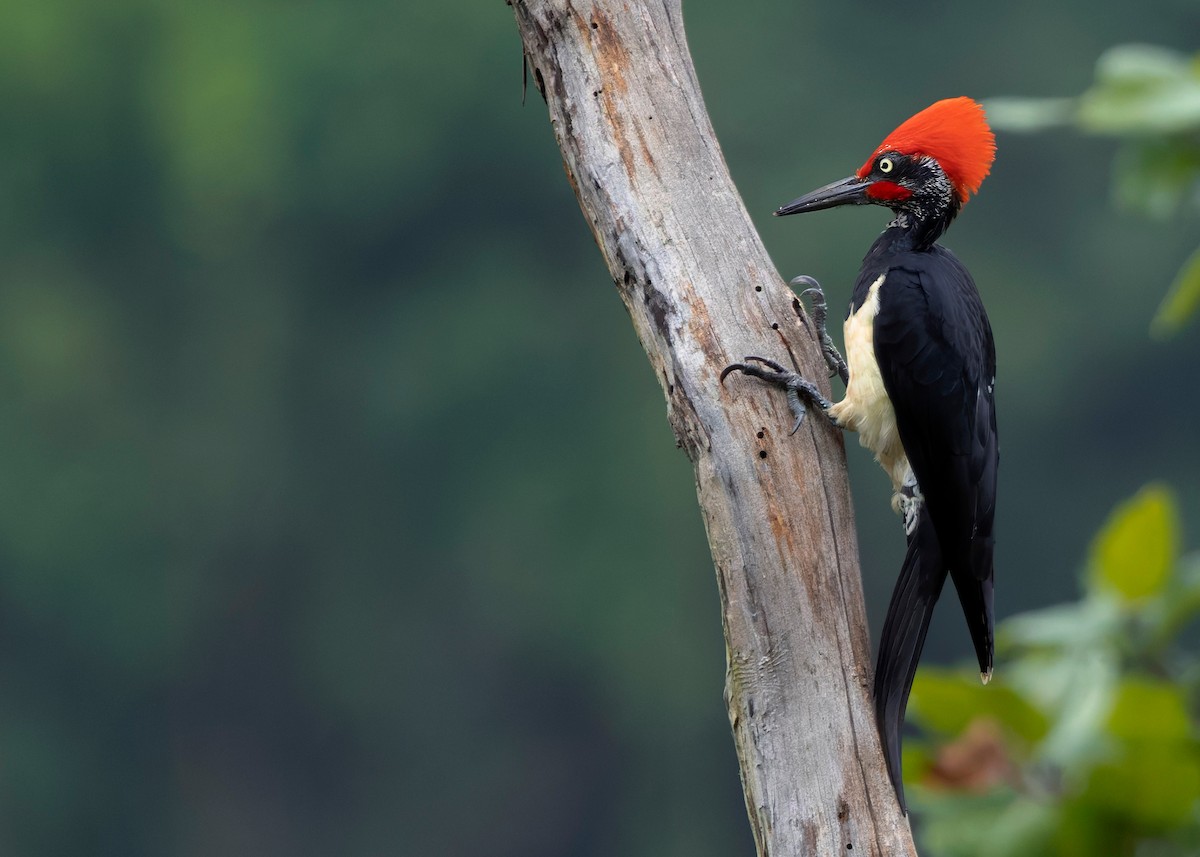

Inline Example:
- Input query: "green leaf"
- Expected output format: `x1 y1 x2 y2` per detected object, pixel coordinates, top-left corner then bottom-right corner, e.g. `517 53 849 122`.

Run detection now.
1088 484 1180 601
901 740 935 783
1030 650 1119 772
1107 677 1191 742
1080 670 1200 833
999 596 1121 652
1113 141 1200 220
1094 44 1195 86
1077 45 1200 136
983 97 1076 132
1052 801 1125 857
910 790 1018 857
909 668 1048 744
1152 245 1200 338
979 798 1060 857
1155 553 1200 641
909 670 987 735
1084 741 1200 830
913 792 1060 857
1078 81 1200 135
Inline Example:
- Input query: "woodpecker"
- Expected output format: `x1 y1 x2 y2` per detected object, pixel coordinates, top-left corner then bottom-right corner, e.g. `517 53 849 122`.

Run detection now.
722 97 998 812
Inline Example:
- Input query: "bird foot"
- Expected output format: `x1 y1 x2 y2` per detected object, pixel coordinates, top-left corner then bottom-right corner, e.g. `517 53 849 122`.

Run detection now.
720 356 836 435
897 478 924 537
791 275 848 385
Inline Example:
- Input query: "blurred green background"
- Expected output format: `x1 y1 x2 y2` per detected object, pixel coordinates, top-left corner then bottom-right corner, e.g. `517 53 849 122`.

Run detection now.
1 1 1198 855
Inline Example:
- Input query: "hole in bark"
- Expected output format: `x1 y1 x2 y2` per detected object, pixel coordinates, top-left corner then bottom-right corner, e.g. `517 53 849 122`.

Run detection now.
756 431 764 439
590 20 597 28
771 323 779 330
846 845 853 851
758 450 767 459
754 285 762 292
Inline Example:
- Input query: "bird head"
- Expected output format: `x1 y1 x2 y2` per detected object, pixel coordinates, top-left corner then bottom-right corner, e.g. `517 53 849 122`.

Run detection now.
775 97 996 228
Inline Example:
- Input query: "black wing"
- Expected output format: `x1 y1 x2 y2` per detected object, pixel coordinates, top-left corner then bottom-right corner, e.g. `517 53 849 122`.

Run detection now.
872 250 998 676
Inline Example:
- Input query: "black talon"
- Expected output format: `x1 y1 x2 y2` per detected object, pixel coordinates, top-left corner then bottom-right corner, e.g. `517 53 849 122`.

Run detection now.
720 357 781 384
719 363 745 384
785 388 807 434
791 275 849 385
720 355 838 434
743 355 789 373
790 275 822 337
799 288 827 329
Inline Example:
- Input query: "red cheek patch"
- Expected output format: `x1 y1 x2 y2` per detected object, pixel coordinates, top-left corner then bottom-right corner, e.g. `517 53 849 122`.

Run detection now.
866 181 912 201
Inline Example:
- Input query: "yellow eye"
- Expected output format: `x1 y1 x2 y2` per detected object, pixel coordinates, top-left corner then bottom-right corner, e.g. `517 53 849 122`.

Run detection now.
878 157 894 173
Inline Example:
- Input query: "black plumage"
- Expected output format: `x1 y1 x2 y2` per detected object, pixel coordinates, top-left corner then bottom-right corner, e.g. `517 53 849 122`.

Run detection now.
855 230 998 812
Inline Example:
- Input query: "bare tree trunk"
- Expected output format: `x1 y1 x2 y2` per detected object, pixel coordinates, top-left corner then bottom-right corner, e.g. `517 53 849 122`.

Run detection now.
510 1 917 854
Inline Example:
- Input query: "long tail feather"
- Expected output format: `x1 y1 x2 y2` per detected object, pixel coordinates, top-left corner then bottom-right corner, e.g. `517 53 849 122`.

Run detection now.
949 556 995 683
873 505 947 814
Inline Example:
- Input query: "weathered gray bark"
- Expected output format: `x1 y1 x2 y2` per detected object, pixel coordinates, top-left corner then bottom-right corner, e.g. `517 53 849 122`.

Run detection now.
510 1 917 854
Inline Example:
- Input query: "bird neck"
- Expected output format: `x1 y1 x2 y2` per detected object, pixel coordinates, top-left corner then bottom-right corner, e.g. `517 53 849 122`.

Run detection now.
885 203 957 252
884 159 962 251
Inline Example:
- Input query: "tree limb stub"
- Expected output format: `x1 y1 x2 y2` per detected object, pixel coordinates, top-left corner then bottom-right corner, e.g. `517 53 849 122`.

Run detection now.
510 1 918 854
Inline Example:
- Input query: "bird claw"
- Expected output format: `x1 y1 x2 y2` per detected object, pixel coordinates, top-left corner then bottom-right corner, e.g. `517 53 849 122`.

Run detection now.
790 275 849 385
785 387 808 434
790 275 826 326
720 355 835 434
898 479 924 537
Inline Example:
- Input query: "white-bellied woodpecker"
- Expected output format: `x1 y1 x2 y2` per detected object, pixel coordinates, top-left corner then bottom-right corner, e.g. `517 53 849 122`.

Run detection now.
722 97 998 813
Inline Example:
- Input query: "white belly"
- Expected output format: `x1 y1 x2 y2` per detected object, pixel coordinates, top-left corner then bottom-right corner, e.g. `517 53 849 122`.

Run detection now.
827 275 912 495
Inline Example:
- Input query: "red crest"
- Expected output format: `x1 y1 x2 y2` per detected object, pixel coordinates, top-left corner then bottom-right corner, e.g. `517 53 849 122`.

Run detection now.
857 97 996 203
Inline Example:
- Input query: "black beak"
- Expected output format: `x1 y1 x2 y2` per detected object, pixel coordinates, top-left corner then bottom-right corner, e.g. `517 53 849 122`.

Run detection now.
775 175 871 216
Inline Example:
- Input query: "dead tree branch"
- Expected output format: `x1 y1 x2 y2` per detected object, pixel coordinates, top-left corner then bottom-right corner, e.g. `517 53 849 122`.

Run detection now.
510 1 918 853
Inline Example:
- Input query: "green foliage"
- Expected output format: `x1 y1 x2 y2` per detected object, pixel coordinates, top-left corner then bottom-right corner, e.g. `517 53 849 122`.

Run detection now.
908 485 1200 856
1089 483 1179 600
987 44 1200 337
1154 246 1200 338
963 66 1200 842
911 671 1048 745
